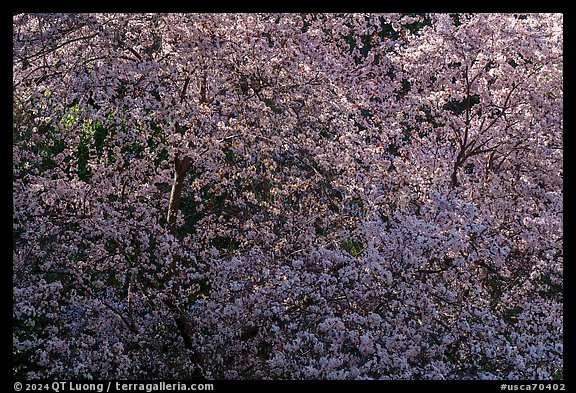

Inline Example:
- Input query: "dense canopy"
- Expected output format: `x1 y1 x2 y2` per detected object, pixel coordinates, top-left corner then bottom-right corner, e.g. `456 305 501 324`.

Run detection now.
13 13 562 380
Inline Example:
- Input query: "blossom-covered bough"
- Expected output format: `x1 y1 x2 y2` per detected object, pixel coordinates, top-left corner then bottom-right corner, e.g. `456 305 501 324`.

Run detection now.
13 13 562 380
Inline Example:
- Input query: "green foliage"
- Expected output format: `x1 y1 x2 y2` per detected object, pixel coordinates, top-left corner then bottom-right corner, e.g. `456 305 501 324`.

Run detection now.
93 121 109 156
396 78 411 100
450 14 463 27
211 236 241 253
478 351 497 373
222 147 241 164
486 276 503 308
464 163 475 175
340 14 432 63
263 97 283 114
538 271 563 299
62 112 169 181
149 121 168 166
552 371 563 380
77 132 91 181
444 94 480 116
502 305 523 324
40 137 67 172
341 238 365 257
508 58 519 68
402 13 432 35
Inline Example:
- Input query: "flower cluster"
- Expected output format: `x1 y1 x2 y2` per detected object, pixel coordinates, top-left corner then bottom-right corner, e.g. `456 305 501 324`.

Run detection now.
13 13 562 379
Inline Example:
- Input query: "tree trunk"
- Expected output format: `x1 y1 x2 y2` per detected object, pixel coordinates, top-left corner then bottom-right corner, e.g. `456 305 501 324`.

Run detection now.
163 155 197 353
451 150 465 188
166 155 192 231
450 161 460 188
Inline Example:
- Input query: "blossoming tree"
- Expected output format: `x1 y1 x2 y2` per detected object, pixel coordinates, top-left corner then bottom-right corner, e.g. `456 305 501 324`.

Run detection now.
13 13 562 379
